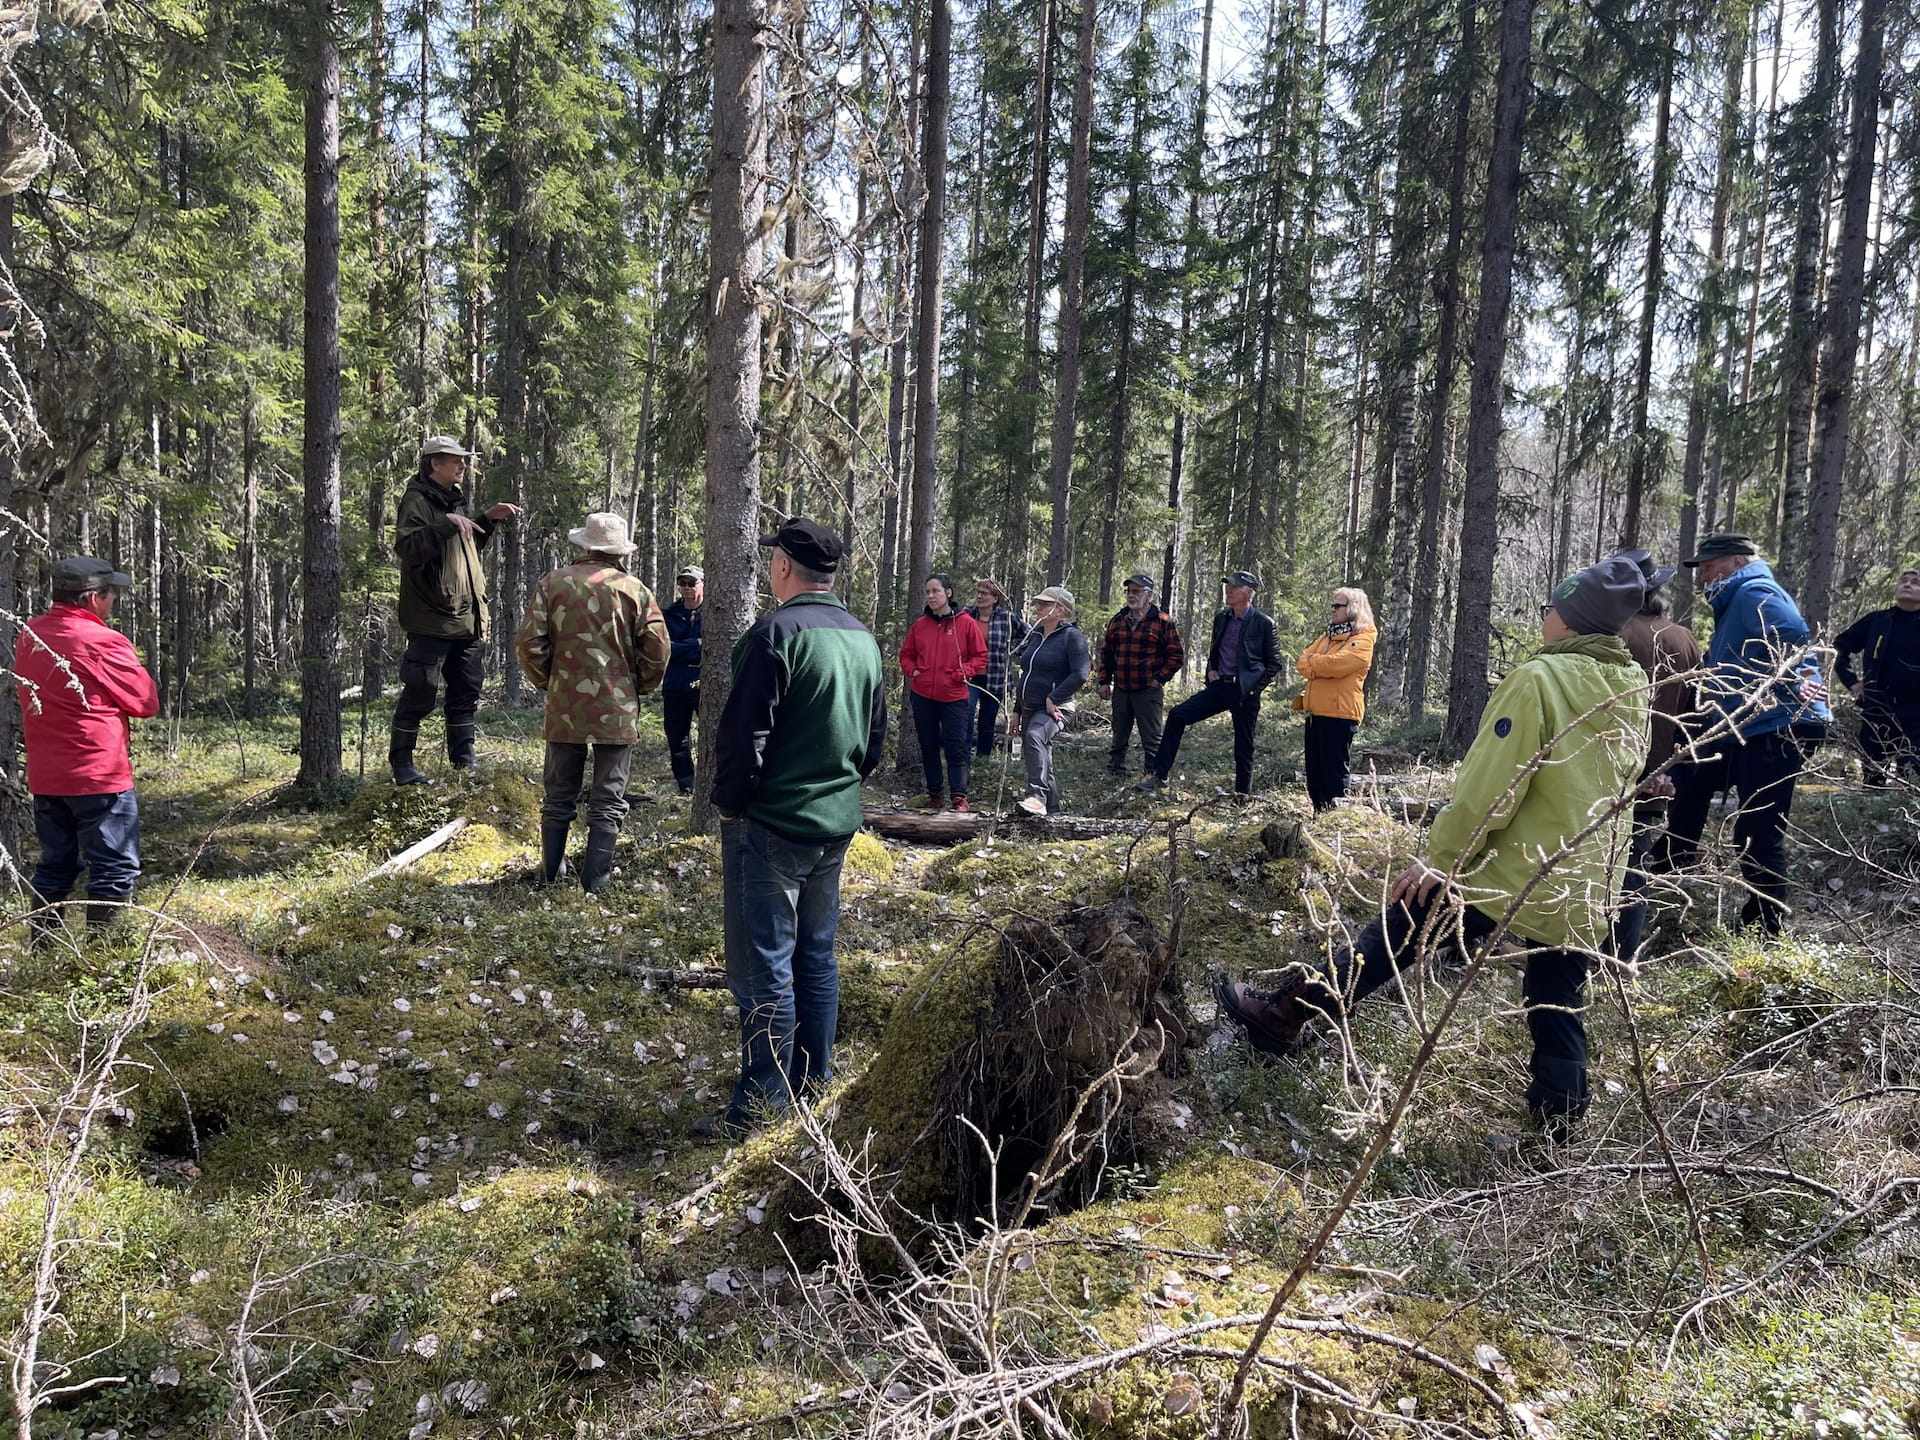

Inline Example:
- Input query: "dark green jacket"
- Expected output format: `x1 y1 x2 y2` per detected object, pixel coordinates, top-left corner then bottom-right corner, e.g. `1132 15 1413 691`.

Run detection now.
394 477 497 640
713 592 887 844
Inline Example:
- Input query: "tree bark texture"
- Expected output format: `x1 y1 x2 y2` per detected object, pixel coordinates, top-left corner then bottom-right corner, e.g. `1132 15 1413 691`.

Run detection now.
298 5 345 790
1444 0 1532 756
1045 0 1097 585
695 0 769 825
1618 11 1674 551
1800 0 1885 630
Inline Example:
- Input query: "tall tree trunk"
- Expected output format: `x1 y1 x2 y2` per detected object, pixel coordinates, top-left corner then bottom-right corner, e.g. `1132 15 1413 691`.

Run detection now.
1618 7 1674 550
1044 0 1096 585
496 24 533 703
298 1 345 790
907 0 950 603
1675 16 1745 620
242 400 260 721
879 16 922 630
951 6 989 569
695 0 768 824
1800 0 1886 629
1097 0 1150 608
1773 0 1838 579
1015 0 1054 604
1162 0 1213 607
1734 0 1784 530
1407 0 1475 724
365 0 391 705
1444 0 1533 756
845 162 868 602
0 193 19 859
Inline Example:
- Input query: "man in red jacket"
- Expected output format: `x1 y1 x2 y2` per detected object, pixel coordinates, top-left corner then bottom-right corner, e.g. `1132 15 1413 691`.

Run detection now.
13 557 160 938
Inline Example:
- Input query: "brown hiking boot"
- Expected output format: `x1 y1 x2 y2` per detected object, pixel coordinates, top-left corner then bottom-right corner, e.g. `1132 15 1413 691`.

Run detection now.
1215 974 1316 1058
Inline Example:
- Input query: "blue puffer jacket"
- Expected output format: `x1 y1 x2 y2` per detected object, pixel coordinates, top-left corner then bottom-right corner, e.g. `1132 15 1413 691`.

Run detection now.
1700 560 1831 740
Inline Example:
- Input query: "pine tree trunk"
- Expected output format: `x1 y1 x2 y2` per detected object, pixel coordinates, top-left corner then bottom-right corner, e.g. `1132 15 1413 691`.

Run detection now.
1163 0 1212 609
1407 0 1475 724
1800 0 1886 629
1675 18 1745 620
1016 0 1054 604
1773 0 1838 581
298 0 345 790
242 402 260 721
496 24 533 704
1444 0 1533 756
1618 12 1674 551
1097 0 1150 609
1045 0 1096 586
0 192 20 859
695 0 768 825
845 162 868 602
364 0 390 705
907 0 950 599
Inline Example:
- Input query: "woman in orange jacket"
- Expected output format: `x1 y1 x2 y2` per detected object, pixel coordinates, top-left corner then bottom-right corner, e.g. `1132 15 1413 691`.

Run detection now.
899 574 988 810
1294 586 1377 811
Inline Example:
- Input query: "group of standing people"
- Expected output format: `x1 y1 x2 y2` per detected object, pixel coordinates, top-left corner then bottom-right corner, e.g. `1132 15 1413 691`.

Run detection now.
898 566 1387 818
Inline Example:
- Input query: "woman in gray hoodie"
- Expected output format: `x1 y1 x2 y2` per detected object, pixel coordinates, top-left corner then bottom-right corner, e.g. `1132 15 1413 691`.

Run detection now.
1012 587 1091 814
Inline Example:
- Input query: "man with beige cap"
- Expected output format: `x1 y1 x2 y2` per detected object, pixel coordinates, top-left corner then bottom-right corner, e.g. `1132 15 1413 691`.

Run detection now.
390 435 522 784
516 512 669 894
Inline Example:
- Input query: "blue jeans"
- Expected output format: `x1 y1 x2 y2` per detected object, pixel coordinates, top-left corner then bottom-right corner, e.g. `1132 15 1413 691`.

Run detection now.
33 790 142 902
967 688 1005 757
721 816 850 1130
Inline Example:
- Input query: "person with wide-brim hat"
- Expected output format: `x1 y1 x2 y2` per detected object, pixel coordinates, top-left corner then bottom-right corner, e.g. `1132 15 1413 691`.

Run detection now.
1011 587 1090 815
516 512 669 895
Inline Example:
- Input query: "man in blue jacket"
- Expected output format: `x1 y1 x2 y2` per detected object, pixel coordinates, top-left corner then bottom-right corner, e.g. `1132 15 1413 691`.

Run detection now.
1654 533 1830 935
1140 570 1282 796
662 564 704 793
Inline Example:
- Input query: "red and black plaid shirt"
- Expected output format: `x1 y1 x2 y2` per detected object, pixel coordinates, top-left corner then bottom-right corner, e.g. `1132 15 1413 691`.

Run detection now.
1098 605 1185 690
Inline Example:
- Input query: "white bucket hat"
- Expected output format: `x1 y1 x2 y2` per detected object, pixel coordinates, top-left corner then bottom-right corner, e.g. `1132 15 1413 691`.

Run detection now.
418 434 475 460
568 512 636 557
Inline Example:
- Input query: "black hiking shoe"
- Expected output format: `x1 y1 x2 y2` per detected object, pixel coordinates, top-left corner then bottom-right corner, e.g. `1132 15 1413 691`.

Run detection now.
1215 973 1316 1058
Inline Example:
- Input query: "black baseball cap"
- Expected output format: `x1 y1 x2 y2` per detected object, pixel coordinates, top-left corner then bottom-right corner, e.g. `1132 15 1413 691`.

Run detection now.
1221 570 1260 590
759 517 843 574
1684 533 1758 567
1124 572 1155 590
52 556 133 593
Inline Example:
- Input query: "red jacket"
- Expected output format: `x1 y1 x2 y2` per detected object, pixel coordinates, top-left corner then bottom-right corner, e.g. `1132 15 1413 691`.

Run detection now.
899 609 987 703
14 604 160 795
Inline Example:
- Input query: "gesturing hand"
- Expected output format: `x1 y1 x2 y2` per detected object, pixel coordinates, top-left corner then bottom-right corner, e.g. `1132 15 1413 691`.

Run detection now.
1388 860 1446 907
484 501 524 522
448 513 479 539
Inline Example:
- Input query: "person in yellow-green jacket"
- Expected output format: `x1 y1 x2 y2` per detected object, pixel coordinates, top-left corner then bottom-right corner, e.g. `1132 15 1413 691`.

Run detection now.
1218 554 1651 1129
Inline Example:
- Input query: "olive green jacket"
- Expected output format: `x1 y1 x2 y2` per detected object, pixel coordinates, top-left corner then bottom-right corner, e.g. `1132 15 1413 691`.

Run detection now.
395 477 497 640
1427 633 1650 951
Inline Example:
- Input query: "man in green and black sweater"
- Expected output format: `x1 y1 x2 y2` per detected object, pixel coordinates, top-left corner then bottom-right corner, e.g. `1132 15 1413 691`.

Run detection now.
700 518 887 1139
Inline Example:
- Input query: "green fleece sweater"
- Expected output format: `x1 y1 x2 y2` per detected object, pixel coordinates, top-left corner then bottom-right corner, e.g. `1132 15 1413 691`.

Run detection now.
1427 633 1650 951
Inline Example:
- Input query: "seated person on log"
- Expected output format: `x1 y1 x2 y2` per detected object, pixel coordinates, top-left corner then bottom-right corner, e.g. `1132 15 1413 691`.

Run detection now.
1216 555 1651 1134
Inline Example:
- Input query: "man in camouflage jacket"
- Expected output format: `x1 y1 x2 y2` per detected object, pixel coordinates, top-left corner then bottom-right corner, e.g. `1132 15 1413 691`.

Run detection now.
516 512 669 895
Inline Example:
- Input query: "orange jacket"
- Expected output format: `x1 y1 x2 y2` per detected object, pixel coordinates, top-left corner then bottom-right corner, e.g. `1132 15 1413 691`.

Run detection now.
1295 626 1376 722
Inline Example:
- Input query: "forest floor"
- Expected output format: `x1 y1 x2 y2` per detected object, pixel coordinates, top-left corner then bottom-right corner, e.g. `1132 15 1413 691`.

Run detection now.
3 688 1919 1439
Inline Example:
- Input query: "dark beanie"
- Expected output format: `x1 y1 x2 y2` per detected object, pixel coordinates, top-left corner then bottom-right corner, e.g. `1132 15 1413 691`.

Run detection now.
1551 554 1647 636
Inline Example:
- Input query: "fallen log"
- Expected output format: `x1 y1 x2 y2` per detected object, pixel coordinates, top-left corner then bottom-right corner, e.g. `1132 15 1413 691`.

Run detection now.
861 806 1151 845
361 817 468 881
588 961 731 989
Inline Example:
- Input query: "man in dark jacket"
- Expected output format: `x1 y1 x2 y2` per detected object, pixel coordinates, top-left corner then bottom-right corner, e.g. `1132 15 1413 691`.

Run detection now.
1834 567 1920 786
14 557 161 940
698 519 887 1140
389 435 522 785
662 564 705 793
1653 533 1830 935
1097 573 1185 775
1140 571 1281 795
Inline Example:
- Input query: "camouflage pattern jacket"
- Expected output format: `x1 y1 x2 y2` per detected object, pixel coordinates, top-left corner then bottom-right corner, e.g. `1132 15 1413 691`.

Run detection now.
515 561 669 744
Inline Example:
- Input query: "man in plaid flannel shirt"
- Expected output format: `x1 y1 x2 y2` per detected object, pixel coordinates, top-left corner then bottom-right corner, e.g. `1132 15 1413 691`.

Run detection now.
1097 573 1186 774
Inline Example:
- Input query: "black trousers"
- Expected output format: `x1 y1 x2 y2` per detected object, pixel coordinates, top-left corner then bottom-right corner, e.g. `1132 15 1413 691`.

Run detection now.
911 692 971 799
1156 680 1261 793
391 632 485 759
1657 728 1803 934
1303 714 1359 811
663 686 699 787
1859 696 1920 780
1295 888 1591 1119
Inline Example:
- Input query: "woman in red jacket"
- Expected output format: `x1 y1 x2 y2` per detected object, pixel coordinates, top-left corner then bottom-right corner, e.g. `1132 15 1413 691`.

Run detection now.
899 574 987 810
